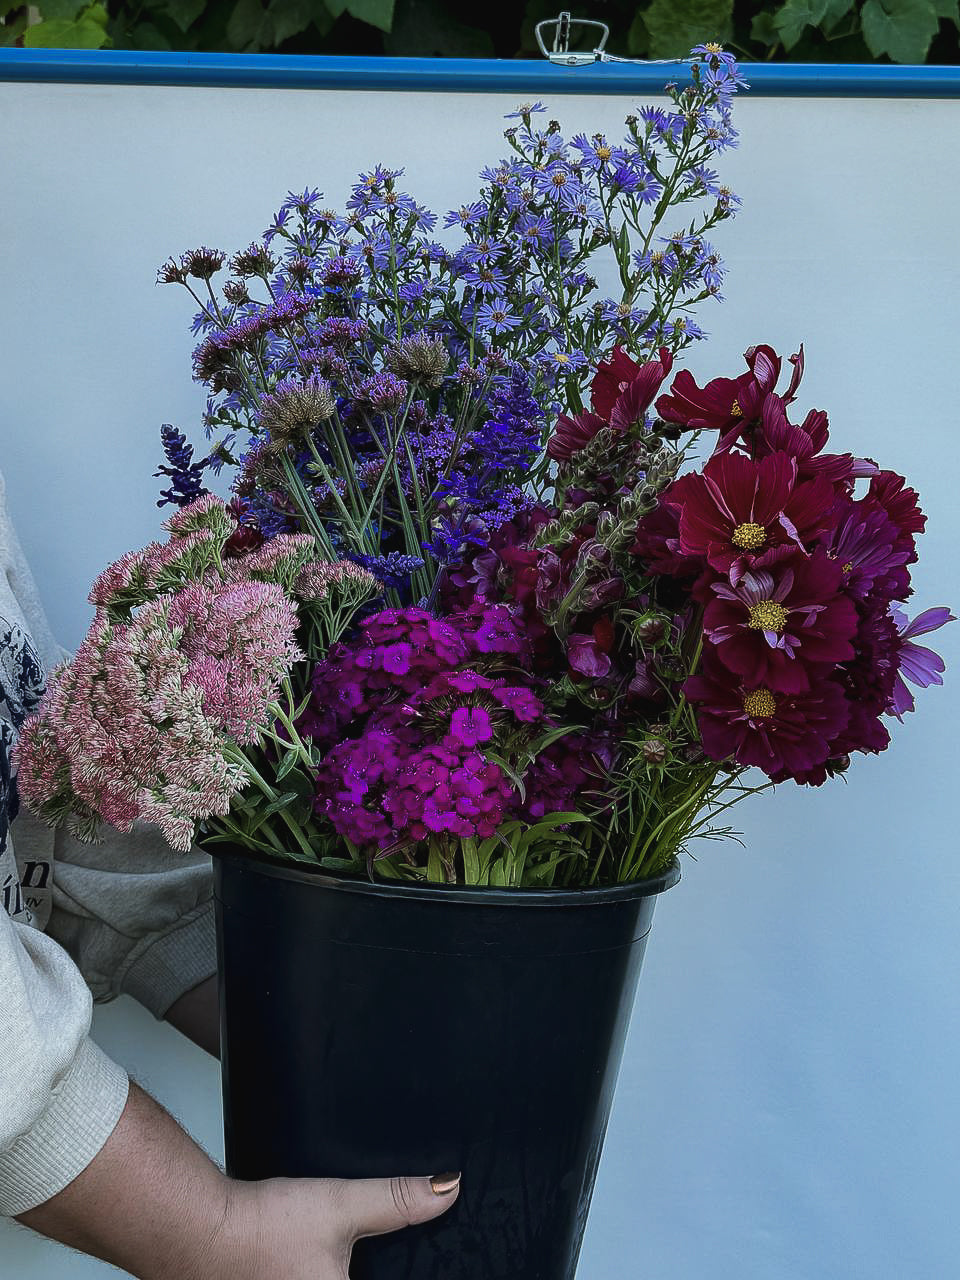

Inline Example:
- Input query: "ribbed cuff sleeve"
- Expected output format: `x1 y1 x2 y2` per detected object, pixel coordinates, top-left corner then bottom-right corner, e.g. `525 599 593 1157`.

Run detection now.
0 1037 129 1217
119 903 217 1020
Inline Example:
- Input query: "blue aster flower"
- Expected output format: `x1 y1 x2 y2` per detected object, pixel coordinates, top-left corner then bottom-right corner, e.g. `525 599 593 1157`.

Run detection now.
504 101 546 120
475 298 522 335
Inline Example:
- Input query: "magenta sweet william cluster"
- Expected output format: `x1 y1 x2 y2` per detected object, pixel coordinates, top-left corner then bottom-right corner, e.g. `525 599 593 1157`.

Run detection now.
298 604 596 847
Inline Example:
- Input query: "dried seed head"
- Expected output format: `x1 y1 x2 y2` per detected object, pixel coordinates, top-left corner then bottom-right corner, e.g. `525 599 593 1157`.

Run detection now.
386 333 449 388
157 257 188 286
257 377 336 444
230 242 278 278
641 738 668 765
182 247 227 280
222 279 250 305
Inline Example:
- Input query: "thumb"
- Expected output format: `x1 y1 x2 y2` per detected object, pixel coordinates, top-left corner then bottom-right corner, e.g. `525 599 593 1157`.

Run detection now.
338 1172 461 1240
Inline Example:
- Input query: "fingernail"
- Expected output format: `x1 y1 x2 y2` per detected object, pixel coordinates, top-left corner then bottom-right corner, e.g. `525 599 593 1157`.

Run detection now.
430 1172 461 1195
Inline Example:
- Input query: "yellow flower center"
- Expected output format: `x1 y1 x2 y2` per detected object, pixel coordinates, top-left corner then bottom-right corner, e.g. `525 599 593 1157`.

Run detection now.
705 41 724 53
596 145 613 160
730 398 742 416
742 688 777 719
730 521 766 551
554 353 570 364
842 561 854 574
747 600 788 632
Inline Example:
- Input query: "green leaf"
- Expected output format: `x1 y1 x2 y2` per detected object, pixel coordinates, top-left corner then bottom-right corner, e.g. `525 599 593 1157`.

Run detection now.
318 856 362 871
626 9 650 54
861 0 939 60
346 0 393 31
516 811 588 856
23 11 109 45
33 0 88 19
639 0 734 60
931 0 959 22
821 0 857 31
227 0 271 48
274 749 302 781
261 790 299 817
384 0 492 54
325 0 346 14
461 838 482 885
772 0 829 49
165 0 206 32
0 15 28 45
749 11 780 43
267 0 316 44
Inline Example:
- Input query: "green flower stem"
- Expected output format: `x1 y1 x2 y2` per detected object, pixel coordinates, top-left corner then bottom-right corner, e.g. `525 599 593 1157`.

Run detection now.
303 435 371 550
265 706 315 773
223 743 318 862
622 770 718 882
280 456 337 558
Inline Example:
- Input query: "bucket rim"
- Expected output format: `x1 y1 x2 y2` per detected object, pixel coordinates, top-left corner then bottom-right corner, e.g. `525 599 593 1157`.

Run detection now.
211 843 681 906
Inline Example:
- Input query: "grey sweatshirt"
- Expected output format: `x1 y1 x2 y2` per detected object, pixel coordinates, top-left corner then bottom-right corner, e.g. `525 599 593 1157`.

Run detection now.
0 468 217 1216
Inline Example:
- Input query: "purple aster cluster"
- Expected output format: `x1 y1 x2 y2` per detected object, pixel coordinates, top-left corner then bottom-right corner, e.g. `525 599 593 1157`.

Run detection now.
156 46 744 620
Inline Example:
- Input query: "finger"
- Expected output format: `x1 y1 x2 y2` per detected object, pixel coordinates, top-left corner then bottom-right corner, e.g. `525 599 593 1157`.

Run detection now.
338 1173 461 1239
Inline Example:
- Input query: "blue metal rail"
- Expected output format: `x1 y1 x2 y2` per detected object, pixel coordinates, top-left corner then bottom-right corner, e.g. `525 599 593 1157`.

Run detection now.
1 49 959 96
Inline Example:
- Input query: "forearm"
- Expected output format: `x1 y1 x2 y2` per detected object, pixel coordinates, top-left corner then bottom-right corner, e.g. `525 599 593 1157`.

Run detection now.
16 1082 232 1280
164 974 220 1058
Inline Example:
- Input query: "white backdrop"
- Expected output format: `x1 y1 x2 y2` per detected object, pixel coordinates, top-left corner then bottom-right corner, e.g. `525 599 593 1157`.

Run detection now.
1 75 958 1280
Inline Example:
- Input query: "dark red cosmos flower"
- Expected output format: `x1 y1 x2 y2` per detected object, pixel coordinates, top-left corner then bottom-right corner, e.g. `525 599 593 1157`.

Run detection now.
750 394 874 488
547 409 608 463
547 348 672 462
665 450 837 583
655 343 786 450
592 345 673 419
866 471 926 551
223 497 264 556
591 346 643 418
683 653 850 781
702 553 859 693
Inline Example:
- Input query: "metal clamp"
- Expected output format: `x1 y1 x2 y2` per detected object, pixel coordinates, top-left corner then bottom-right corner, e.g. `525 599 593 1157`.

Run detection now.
535 11 610 67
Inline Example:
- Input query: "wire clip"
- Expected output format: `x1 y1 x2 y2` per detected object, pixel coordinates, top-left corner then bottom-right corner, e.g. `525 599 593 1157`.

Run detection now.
535 11 610 67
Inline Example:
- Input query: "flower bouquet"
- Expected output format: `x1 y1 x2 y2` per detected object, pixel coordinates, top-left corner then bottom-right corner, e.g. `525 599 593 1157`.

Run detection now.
15 47 952 1280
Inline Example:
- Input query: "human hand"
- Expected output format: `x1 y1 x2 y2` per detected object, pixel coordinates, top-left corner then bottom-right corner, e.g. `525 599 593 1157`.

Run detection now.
206 1171 461 1280
17 1082 458 1280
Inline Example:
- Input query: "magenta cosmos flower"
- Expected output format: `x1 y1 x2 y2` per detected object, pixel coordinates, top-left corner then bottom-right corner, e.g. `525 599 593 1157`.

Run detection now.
684 655 851 780
702 554 859 692
660 450 836 582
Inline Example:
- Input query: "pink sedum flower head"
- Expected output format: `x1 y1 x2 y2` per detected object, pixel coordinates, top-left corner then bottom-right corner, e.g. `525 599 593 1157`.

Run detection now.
168 579 302 744
15 603 248 850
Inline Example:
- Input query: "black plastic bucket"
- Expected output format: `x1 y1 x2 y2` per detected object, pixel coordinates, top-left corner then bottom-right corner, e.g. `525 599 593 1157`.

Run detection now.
213 850 679 1280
